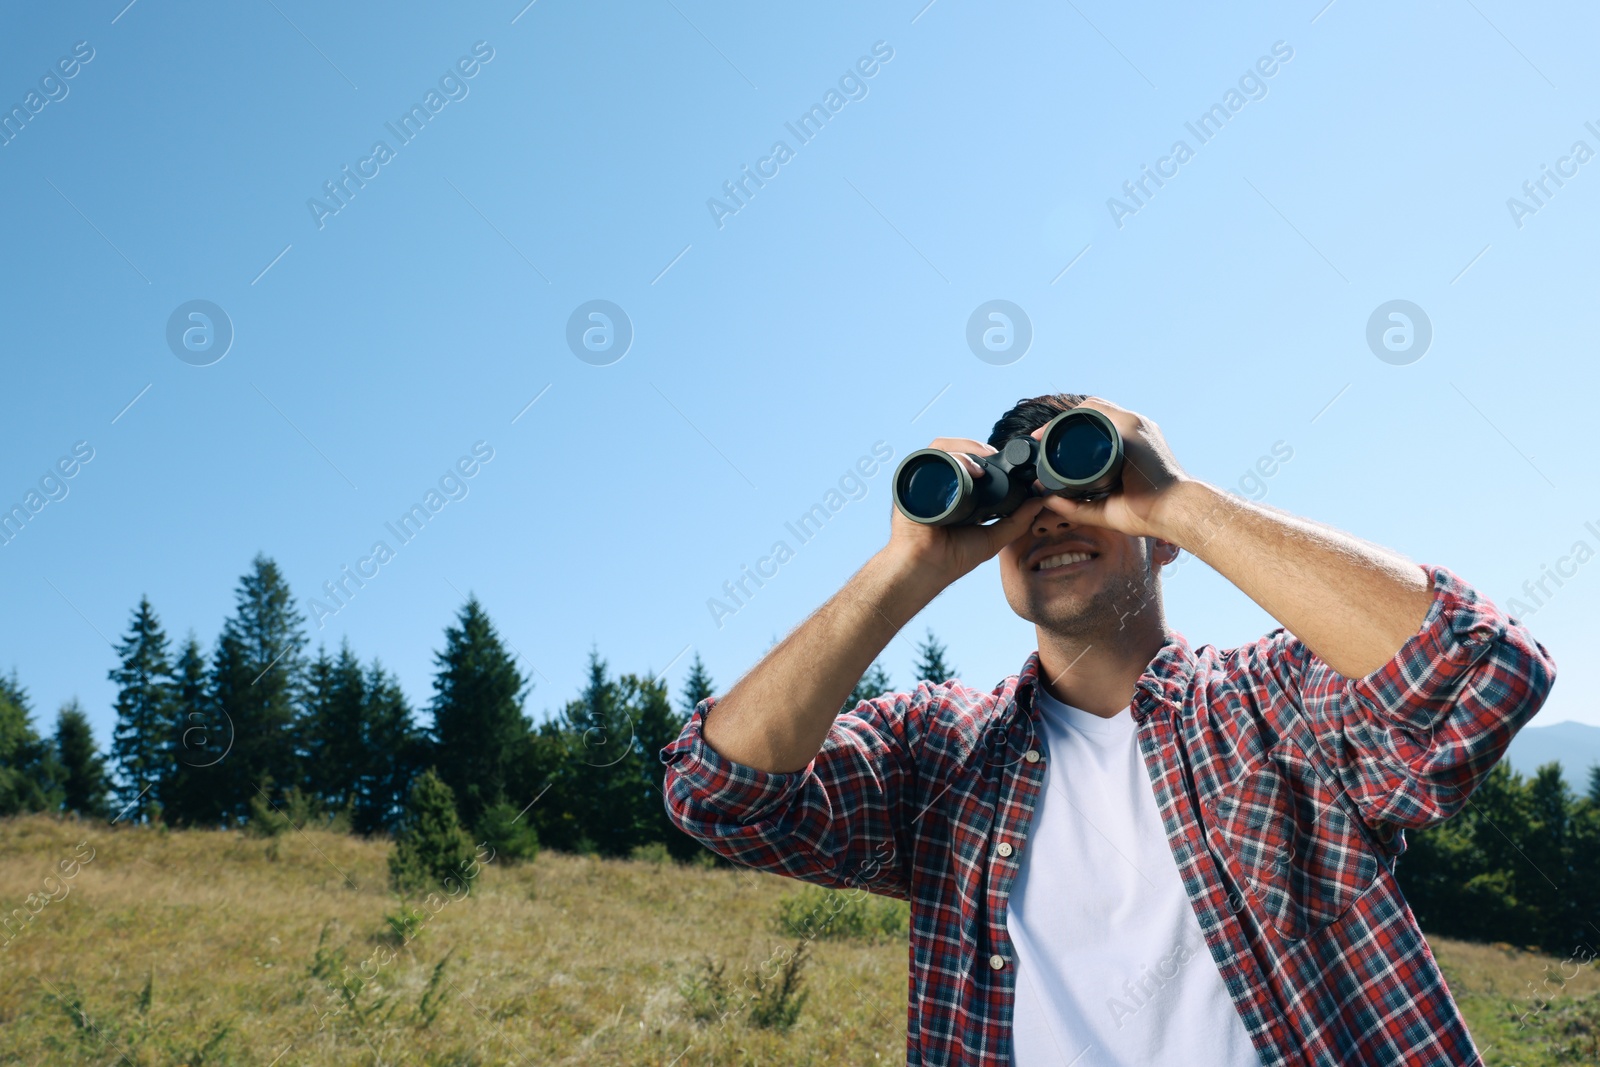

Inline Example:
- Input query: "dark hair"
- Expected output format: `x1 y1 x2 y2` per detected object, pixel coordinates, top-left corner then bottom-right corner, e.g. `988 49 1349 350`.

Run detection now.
987 393 1089 449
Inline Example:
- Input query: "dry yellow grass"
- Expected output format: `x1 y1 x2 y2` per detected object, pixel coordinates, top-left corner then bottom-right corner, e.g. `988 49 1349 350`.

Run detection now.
0 815 903 1065
0 813 1593 1065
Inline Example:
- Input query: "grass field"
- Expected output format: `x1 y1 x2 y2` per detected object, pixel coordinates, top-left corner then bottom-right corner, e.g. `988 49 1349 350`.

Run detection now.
0 814 1595 1066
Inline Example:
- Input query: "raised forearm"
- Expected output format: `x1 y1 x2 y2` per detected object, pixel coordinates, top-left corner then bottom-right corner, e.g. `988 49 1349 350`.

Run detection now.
1159 480 1436 679
702 549 940 774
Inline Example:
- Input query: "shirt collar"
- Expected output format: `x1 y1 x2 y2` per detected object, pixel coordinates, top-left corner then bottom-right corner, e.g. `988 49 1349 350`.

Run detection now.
1013 629 1194 724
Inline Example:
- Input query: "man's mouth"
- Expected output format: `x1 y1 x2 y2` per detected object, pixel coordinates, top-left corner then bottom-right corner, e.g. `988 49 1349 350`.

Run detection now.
1033 551 1097 573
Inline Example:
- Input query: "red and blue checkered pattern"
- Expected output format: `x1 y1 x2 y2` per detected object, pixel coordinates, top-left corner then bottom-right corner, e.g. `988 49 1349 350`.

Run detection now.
661 564 1557 1066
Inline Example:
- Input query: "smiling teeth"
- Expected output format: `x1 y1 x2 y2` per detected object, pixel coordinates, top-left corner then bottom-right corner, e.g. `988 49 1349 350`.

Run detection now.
1037 552 1093 571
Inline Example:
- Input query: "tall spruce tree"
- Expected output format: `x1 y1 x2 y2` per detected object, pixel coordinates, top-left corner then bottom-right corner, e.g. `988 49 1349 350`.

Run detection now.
632 671 699 859
1525 764 1578 953
0 671 61 815
1571 780 1600 955
108 597 173 823
355 660 421 836
548 652 647 856
428 595 530 830
162 633 217 826
209 555 307 824
679 652 715 714
54 699 110 819
913 629 957 684
300 640 368 817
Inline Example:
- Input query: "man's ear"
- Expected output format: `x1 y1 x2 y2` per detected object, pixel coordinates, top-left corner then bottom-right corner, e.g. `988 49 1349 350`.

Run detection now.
1150 537 1181 569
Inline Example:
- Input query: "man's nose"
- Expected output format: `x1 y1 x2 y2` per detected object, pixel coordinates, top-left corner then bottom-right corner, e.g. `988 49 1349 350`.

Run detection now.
1031 510 1074 535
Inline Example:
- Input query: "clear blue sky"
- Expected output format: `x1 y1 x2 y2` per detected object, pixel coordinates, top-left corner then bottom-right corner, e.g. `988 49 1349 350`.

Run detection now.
3 0 1597 753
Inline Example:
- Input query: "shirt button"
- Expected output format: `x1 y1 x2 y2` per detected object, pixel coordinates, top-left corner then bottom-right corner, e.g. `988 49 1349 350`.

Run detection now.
1023 749 1041 763
989 954 1006 970
996 841 1014 858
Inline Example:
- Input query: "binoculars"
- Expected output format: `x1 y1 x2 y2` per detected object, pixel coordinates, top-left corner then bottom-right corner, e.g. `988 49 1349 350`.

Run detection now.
892 408 1124 526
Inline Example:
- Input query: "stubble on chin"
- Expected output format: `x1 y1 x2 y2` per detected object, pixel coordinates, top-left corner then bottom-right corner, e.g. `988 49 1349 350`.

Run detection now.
1029 581 1122 639
1027 566 1160 642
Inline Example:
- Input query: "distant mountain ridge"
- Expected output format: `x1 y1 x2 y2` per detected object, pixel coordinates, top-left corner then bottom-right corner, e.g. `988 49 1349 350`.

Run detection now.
1502 720 1600 788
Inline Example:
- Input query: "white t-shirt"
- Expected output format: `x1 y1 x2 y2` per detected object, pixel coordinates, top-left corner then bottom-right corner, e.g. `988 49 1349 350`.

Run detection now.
1004 686 1261 1067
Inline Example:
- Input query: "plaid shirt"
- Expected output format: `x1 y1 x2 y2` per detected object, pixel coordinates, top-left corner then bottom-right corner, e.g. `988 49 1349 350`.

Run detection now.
660 563 1557 1066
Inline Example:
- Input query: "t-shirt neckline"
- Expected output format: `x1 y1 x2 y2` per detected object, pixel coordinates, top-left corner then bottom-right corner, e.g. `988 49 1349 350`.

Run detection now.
1033 684 1135 742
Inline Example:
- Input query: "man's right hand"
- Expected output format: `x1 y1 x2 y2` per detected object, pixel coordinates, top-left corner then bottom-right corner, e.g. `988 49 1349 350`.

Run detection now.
701 435 1046 774
882 437 1050 594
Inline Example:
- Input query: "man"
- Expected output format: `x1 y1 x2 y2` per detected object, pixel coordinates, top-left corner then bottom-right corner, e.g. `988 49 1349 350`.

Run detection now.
660 394 1557 1066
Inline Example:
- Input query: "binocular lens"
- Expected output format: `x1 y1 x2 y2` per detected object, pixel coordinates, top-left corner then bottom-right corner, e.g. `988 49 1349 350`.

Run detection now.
1043 416 1116 481
891 406 1123 526
897 455 962 521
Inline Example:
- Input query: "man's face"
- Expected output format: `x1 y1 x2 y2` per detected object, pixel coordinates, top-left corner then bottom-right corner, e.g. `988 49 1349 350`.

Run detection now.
997 499 1170 638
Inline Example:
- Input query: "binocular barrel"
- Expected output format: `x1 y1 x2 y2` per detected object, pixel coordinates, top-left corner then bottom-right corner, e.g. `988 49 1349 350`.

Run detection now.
892 408 1124 526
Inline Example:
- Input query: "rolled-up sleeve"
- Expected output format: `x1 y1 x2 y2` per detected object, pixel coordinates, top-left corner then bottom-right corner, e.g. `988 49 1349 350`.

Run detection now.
659 685 946 899
1240 563 1558 833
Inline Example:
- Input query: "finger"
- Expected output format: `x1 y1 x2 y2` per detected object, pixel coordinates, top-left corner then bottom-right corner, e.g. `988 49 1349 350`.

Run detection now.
927 437 994 456
981 496 1047 553
1029 399 1128 440
1037 493 1106 527
955 453 987 478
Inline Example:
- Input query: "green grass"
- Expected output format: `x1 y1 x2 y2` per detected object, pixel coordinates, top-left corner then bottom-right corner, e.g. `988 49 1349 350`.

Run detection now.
0 813 1593 1065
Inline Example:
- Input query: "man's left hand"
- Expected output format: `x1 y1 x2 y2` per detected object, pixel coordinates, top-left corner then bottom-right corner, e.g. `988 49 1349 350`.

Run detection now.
1030 397 1193 540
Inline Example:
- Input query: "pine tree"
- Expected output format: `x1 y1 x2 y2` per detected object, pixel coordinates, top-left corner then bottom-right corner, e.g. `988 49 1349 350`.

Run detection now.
631 671 700 860
473 799 540 862
108 597 173 823
162 634 217 826
679 652 715 714
551 651 642 856
913 629 957 684
0 672 61 815
841 661 894 713
300 640 368 817
54 699 110 819
1570 783 1600 957
355 660 421 836
389 768 475 896
1524 764 1577 953
428 595 530 830
209 555 307 824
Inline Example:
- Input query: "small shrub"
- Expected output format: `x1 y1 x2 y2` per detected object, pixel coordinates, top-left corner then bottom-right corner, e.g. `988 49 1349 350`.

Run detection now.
325 797 354 835
747 939 810 1031
679 955 734 1024
308 920 347 985
245 778 292 838
389 770 475 896
474 802 539 864
691 848 719 869
415 949 456 1029
772 884 909 943
308 920 396 1032
247 781 346 838
42 969 234 1064
629 841 671 865
383 904 427 946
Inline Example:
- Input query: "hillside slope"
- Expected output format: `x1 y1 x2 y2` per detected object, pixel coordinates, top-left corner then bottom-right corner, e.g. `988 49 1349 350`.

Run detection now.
0 815 1594 1065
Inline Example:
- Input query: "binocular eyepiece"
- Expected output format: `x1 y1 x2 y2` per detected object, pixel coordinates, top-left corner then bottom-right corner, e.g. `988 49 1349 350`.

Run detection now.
892 407 1124 526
